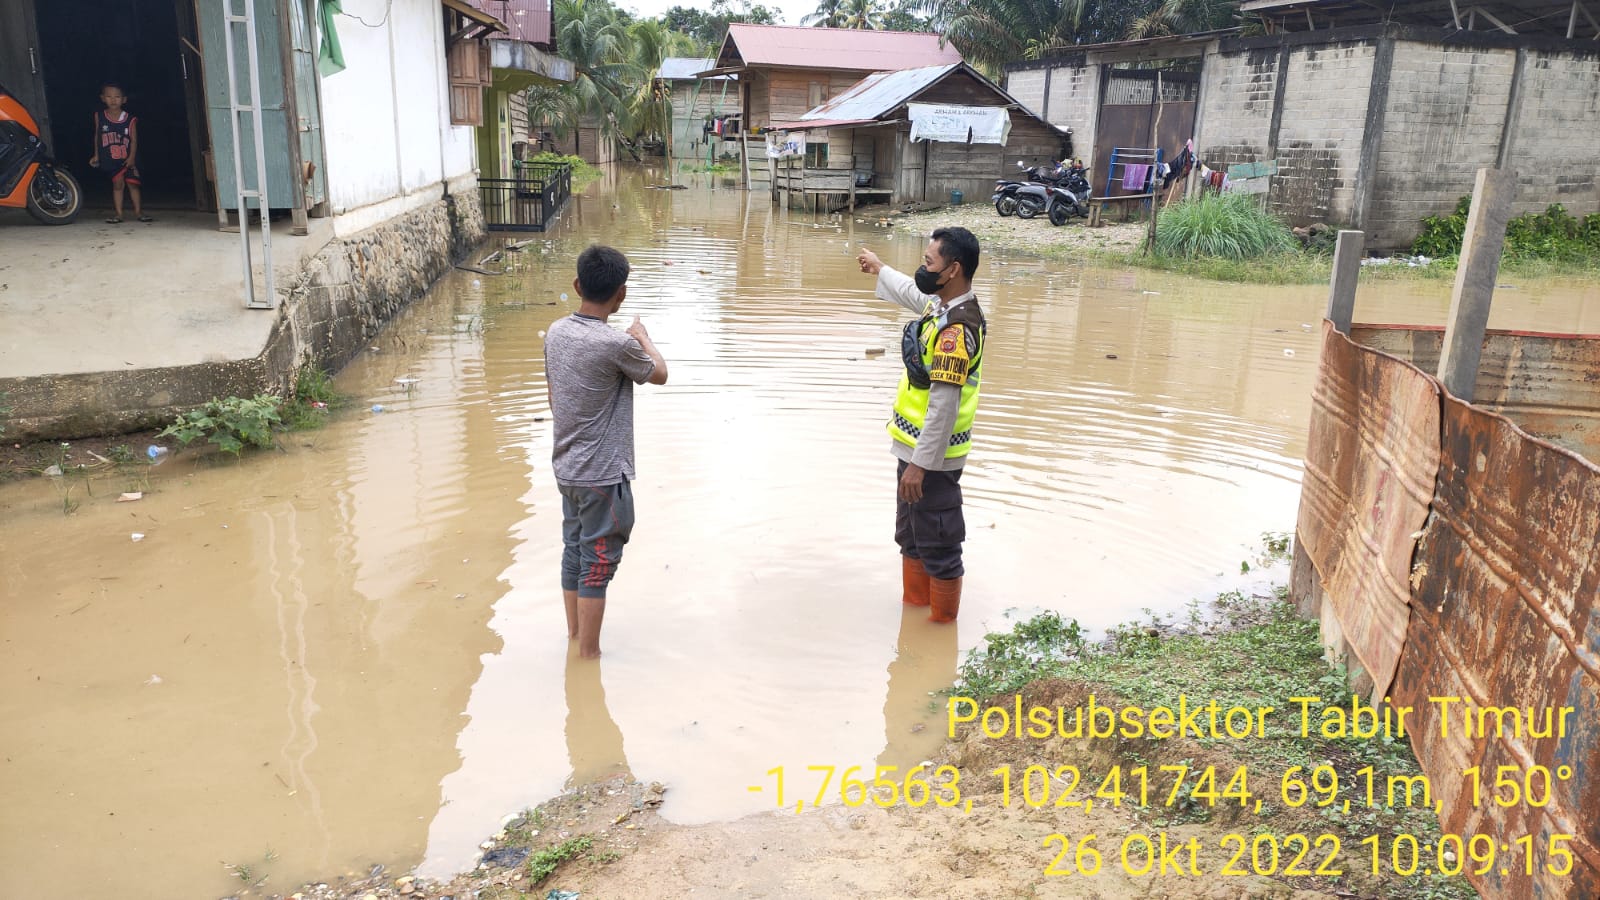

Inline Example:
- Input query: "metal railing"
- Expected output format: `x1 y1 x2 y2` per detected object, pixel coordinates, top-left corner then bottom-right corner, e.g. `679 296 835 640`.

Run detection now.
480 161 571 232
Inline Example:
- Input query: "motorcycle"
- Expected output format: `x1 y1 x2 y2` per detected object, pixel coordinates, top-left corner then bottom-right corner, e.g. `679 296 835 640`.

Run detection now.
1 81 83 225
1046 169 1092 226
992 160 1064 217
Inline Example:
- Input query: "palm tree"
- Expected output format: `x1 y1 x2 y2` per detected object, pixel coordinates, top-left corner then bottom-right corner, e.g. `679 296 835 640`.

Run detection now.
839 0 887 29
546 0 638 143
1125 0 1236 39
802 0 848 27
919 0 1093 71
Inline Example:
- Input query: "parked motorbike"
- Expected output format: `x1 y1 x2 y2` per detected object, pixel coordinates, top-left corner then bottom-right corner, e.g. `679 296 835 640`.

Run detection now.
1046 169 1093 226
1 81 83 225
992 160 1064 217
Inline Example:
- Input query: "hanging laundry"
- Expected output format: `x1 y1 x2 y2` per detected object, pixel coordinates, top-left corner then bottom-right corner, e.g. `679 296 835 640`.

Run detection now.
1163 139 1195 189
1122 164 1150 192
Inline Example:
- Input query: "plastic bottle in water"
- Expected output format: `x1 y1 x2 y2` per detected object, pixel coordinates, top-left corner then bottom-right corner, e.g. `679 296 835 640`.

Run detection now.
147 445 170 465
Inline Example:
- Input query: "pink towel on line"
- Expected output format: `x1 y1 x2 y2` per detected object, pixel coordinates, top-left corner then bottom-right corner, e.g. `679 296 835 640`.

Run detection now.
1122 164 1150 191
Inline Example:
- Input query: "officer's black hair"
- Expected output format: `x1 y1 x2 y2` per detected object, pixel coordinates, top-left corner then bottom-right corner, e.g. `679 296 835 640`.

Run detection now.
575 244 630 301
931 226 980 281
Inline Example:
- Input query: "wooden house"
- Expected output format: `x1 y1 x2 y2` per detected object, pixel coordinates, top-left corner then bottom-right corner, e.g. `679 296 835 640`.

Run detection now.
699 24 963 185
770 62 1070 209
655 57 743 165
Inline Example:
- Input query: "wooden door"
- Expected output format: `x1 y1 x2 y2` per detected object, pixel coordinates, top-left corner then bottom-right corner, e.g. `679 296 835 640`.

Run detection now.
0 1 53 149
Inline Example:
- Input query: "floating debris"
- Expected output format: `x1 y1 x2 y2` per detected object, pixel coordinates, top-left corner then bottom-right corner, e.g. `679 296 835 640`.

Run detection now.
117 492 143 503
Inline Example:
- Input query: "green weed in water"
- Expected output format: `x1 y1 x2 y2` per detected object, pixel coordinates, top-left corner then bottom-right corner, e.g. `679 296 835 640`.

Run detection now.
280 366 346 431
159 395 283 455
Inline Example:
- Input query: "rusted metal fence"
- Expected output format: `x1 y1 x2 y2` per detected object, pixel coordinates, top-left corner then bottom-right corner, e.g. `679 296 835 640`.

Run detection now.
1294 323 1600 898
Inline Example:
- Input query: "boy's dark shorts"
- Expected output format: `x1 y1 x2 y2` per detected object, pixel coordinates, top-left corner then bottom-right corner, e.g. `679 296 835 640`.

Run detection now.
559 481 636 599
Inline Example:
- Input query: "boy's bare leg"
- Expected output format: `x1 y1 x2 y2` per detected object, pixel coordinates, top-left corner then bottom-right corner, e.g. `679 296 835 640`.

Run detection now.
129 184 144 218
577 596 606 659
564 589 580 640
111 178 125 219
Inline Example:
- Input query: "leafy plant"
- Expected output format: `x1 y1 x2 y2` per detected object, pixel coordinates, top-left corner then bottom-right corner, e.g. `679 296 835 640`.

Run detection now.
159 395 283 455
528 835 593 883
0 391 10 437
1154 192 1297 260
1414 197 1600 264
524 151 605 188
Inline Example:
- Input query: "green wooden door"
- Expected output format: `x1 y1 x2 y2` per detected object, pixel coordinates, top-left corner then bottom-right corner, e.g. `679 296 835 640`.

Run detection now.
198 0 293 210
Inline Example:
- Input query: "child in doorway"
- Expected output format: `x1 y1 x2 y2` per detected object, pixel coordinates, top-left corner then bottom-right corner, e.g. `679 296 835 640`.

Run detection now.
543 245 670 658
90 84 151 224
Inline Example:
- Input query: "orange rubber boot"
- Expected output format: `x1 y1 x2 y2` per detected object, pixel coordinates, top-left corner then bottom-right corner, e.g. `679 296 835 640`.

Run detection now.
929 576 961 623
901 555 931 607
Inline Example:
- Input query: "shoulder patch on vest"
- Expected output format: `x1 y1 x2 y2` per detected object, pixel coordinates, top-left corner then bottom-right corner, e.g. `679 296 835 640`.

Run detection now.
929 324 970 385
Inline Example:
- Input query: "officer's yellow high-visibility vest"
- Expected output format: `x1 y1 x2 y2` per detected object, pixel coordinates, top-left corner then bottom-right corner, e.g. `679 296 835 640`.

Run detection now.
888 301 985 459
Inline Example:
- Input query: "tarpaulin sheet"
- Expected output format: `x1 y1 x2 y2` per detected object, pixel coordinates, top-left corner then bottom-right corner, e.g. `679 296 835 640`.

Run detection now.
1390 395 1600 899
1296 322 1439 701
907 103 1011 145
765 130 804 159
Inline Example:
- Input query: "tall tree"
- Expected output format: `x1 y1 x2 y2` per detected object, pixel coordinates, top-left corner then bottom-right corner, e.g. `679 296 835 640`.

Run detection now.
918 0 1235 71
839 0 888 29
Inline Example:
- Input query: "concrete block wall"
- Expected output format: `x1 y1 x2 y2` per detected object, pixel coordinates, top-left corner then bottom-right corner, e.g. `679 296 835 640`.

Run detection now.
1047 65 1099 166
1006 69 1046 117
1004 64 1097 165
1366 43 1516 248
1505 49 1600 218
1195 46 1280 174
1270 42 1376 225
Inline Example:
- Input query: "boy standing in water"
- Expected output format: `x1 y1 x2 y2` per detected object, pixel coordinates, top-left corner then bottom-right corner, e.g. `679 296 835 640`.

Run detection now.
544 245 670 658
90 84 151 224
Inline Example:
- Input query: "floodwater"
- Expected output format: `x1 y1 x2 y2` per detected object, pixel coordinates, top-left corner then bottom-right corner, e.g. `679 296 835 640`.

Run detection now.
3 168 1597 899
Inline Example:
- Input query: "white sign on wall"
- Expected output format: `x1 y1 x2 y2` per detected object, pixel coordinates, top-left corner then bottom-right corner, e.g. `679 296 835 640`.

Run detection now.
907 103 1012 145
765 130 806 159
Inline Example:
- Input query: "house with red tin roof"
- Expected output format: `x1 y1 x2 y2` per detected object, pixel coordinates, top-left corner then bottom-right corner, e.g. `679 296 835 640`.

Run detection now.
699 24 963 185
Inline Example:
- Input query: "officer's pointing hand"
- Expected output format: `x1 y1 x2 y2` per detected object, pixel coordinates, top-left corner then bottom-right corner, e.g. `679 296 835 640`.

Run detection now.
857 248 883 275
626 316 649 342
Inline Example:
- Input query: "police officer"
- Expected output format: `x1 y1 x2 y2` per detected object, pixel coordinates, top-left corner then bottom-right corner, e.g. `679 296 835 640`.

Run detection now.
857 227 986 623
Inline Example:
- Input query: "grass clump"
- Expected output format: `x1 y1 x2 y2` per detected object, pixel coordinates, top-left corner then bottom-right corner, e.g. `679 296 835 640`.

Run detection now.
280 366 344 431
528 834 593 883
948 574 1476 900
1154 193 1297 260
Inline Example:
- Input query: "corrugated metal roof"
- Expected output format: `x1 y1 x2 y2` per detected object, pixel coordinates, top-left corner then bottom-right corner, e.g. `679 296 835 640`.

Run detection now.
724 24 962 72
657 57 731 81
792 63 958 124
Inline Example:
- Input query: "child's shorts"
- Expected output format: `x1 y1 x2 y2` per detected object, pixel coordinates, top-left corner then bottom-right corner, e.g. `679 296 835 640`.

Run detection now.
558 480 636 599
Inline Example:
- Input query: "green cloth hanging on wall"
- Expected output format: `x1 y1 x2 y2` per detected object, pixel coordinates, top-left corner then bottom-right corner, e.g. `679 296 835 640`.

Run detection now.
318 0 346 76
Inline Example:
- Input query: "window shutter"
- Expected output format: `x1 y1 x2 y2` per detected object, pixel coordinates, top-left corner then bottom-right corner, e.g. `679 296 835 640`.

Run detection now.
448 39 487 127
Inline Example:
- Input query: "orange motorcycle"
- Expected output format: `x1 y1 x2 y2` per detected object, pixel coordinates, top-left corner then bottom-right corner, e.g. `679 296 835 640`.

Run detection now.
1 81 82 225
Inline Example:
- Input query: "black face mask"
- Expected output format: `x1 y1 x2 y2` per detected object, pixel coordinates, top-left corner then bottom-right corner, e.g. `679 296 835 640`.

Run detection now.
914 262 954 295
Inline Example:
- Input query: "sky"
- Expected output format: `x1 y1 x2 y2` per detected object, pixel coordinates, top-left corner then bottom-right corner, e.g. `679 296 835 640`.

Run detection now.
616 0 820 28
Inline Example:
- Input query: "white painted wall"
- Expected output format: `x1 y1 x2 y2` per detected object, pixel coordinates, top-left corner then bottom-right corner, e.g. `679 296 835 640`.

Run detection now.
317 0 478 232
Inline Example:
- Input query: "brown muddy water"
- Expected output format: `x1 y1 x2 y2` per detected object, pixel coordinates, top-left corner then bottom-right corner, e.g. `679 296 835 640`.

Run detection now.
3 168 1597 898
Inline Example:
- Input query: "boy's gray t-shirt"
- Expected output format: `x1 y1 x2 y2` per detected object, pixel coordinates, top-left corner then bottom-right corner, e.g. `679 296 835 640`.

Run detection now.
544 313 656 486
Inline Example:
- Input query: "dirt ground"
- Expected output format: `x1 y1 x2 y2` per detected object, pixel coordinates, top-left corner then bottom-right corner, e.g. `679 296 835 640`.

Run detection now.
864 201 1149 259
0 428 165 482
275 680 1423 900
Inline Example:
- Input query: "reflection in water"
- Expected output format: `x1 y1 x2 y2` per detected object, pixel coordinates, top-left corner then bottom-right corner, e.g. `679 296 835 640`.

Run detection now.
878 607 961 769
2 166 1596 897
564 649 631 787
